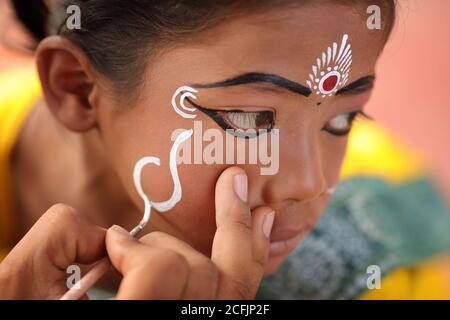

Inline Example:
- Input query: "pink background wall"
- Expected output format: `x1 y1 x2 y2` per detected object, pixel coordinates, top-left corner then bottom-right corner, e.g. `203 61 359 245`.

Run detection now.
367 0 450 198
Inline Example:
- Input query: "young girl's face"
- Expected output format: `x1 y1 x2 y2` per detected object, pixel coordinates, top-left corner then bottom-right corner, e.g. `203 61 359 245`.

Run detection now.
94 4 387 275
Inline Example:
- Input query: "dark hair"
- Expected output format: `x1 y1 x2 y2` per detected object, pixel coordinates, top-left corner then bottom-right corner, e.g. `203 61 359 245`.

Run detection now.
11 0 49 41
11 0 395 94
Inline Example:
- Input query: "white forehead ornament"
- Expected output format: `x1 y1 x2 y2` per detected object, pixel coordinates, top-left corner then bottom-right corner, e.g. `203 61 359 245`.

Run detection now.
306 34 352 98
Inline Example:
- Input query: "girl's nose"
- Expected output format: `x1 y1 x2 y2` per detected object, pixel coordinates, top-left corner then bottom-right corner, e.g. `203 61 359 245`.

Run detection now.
262 130 327 205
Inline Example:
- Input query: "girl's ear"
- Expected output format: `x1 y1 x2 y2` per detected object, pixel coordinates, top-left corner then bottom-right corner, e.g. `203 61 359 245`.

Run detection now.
36 35 102 132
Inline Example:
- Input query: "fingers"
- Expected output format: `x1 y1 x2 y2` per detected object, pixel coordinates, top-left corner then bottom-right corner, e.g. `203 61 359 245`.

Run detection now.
139 232 219 299
3 204 107 271
211 167 274 299
106 226 189 300
250 206 275 272
0 204 107 299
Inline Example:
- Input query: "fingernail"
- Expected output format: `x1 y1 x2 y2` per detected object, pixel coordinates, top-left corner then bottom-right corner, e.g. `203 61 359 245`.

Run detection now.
263 211 275 238
233 174 248 202
109 225 131 239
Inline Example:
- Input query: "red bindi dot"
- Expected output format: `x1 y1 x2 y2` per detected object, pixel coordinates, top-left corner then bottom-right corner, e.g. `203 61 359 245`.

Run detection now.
322 75 339 92
306 34 352 99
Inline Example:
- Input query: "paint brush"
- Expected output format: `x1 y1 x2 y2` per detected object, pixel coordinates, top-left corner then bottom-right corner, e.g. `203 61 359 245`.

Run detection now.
60 257 111 300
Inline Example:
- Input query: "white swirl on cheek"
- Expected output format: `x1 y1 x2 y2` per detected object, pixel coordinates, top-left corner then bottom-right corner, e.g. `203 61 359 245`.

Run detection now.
130 129 194 237
152 129 193 212
171 86 198 119
131 156 160 237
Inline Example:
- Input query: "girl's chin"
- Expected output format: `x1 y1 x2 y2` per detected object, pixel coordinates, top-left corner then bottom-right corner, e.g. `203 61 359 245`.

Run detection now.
263 254 289 277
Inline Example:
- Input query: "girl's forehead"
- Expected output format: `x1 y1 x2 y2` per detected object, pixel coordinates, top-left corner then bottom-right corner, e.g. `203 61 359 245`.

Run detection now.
152 29 380 88
178 5 386 70
208 4 381 40
141 4 386 104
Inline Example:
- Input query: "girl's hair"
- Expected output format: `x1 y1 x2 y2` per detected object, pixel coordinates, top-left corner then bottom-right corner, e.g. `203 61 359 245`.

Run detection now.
11 0 395 93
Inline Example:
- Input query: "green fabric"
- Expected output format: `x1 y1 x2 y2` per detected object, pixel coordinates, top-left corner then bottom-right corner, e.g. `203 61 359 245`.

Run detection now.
258 176 450 300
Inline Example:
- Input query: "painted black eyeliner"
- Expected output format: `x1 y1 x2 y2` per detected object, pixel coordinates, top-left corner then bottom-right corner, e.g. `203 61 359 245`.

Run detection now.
322 111 373 136
186 98 274 139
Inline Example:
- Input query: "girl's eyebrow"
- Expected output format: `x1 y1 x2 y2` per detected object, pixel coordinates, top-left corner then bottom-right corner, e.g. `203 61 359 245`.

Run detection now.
335 76 376 96
189 72 312 97
189 72 375 98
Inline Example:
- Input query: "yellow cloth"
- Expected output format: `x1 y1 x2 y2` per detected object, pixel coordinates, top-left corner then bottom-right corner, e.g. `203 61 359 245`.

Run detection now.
342 119 450 299
0 67 448 299
341 119 426 182
360 258 450 300
0 66 41 260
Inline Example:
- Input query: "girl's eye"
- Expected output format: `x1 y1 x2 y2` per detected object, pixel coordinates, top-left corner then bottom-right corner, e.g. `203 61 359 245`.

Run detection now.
323 111 360 136
186 97 276 139
220 111 275 131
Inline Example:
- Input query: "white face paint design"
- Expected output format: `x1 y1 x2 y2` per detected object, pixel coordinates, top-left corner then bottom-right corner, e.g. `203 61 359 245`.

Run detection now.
130 86 198 236
171 86 198 119
306 34 353 98
130 129 193 236
326 187 337 195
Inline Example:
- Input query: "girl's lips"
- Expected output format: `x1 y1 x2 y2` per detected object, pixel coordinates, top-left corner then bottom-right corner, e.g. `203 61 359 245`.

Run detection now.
265 191 335 258
269 233 304 257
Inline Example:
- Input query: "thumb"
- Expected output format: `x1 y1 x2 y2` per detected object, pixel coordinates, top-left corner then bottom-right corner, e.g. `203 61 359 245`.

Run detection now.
105 226 188 299
212 167 274 299
105 225 142 275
